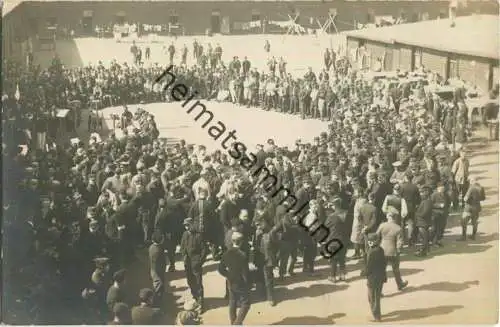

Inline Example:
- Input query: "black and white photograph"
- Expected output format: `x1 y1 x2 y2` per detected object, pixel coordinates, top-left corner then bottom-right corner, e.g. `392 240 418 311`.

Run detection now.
2 0 499 324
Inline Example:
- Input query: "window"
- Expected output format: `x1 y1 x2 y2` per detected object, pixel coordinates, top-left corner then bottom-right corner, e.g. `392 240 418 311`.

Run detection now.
251 10 261 22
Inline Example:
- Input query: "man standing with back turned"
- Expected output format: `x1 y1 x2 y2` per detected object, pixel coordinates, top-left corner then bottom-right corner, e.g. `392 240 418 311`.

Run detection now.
218 232 251 325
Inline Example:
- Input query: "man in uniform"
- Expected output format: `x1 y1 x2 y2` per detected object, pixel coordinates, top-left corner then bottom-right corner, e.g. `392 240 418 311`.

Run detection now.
376 207 408 291
430 182 450 246
459 177 486 241
180 217 206 311
218 232 251 325
415 186 433 256
148 230 166 306
365 233 386 322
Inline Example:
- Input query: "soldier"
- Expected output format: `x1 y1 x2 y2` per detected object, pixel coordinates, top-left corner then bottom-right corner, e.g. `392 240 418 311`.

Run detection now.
430 182 450 246
415 186 433 256
459 177 485 241
131 288 162 324
365 233 387 322
296 178 316 274
359 192 379 275
253 220 276 306
218 232 251 325
400 172 420 247
376 207 408 291
148 230 166 306
180 217 206 311
324 197 347 282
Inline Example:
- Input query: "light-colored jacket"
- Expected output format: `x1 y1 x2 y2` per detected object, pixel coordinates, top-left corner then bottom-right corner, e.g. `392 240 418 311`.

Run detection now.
376 221 403 257
351 197 367 244
452 157 469 184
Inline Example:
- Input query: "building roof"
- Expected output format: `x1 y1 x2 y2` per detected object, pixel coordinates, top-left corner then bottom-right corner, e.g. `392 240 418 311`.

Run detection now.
3 0 23 17
345 14 500 60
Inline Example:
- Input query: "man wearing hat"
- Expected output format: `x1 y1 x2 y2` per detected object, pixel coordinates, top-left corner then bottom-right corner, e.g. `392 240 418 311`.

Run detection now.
218 231 251 325
180 217 206 312
415 186 433 256
376 207 408 291
365 233 386 322
131 288 161 324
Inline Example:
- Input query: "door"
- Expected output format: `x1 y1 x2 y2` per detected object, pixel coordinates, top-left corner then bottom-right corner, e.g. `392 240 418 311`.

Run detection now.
211 11 221 33
82 16 93 34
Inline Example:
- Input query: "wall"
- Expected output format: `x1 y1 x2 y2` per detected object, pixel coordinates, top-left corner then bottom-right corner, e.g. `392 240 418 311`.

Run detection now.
457 54 492 92
17 0 499 36
421 48 447 78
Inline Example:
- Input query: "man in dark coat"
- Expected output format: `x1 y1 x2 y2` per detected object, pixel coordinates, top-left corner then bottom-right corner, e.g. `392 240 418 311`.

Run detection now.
415 186 433 256
365 233 387 322
399 172 420 247
218 232 251 325
180 217 206 311
324 197 347 282
148 230 166 306
359 192 379 276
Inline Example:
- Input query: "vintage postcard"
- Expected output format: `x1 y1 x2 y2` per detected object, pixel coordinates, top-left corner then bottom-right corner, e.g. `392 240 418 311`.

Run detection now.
2 0 499 324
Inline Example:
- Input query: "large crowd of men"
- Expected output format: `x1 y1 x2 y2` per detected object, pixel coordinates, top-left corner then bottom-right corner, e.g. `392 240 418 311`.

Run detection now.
2 37 492 325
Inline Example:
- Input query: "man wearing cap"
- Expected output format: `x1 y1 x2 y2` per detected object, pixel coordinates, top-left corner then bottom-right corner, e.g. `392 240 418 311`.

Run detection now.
376 207 408 291
180 217 206 311
459 177 485 241
324 197 347 282
131 288 161 324
358 191 380 275
400 172 420 247
218 231 251 325
149 230 166 306
296 178 317 274
365 233 387 322
430 182 450 246
415 186 433 256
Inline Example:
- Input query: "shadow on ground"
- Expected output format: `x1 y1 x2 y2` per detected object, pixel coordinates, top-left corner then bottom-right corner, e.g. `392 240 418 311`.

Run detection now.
271 312 346 325
384 280 479 298
382 304 464 322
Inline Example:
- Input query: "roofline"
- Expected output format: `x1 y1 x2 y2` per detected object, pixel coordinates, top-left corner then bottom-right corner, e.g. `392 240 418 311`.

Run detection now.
347 33 499 61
